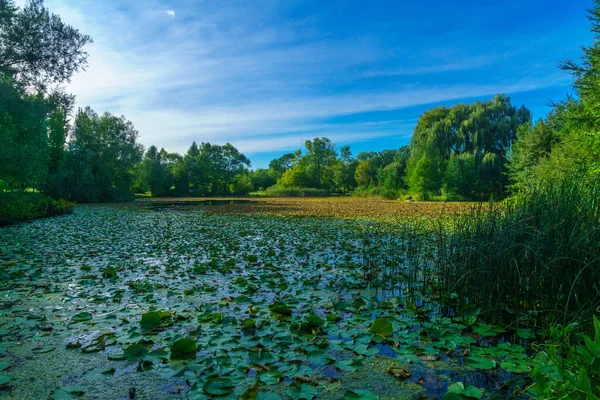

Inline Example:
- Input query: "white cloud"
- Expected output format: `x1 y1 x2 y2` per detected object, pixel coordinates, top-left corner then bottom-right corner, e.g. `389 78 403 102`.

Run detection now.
166 10 175 17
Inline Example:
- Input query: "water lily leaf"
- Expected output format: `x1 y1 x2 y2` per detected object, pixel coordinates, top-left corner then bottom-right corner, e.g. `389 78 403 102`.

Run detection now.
370 318 393 337
222 316 237 326
0 375 10 387
472 323 502 337
171 338 196 360
249 348 275 365
270 303 292 316
256 391 282 400
140 311 161 330
71 312 92 323
50 385 85 400
344 389 379 400
285 382 317 400
500 360 531 373
203 378 234 396
32 346 56 354
335 359 364 372
108 353 126 361
124 344 148 361
464 356 496 370
444 382 483 399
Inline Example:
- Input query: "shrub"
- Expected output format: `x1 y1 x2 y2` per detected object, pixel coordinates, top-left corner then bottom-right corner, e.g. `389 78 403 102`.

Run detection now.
353 186 404 200
263 186 330 197
0 192 75 226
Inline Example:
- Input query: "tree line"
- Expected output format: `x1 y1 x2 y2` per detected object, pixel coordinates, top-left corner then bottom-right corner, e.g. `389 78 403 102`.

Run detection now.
1 0 598 209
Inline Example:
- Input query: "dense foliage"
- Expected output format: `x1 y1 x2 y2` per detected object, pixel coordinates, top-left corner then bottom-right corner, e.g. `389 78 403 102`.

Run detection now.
0 0 144 223
133 142 251 197
0 192 73 225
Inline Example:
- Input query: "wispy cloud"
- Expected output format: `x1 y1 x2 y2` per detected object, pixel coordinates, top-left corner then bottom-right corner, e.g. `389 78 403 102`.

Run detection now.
35 0 580 163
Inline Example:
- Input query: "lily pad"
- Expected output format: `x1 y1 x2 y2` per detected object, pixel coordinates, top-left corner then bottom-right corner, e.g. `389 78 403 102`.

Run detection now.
444 382 483 399
203 378 234 396
370 318 393 337
140 311 161 330
124 344 148 361
0 375 10 388
71 312 92 323
345 389 379 400
170 338 196 360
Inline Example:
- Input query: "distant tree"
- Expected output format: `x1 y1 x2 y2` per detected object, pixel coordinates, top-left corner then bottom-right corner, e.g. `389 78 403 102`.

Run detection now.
268 153 295 174
63 107 143 202
406 142 444 198
304 137 337 188
140 146 169 196
407 95 530 198
251 169 278 191
355 160 376 187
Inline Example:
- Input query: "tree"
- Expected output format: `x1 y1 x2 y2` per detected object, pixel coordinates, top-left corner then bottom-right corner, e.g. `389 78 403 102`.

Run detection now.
304 137 337 188
406 142 444 198
355 160 376 187
140 146 169 196
63 107 143 202
0 74 47 191
268 153 295 174
0 0 92 90
407 95 530 198
251 169 278 191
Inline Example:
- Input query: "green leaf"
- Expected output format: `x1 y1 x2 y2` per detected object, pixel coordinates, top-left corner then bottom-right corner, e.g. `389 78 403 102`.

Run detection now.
256 391 282 400
124 344 148 361
444 382 483 399
249 348 275 364
464 356 496 370
270 302 292 316
140 311 161 330
344 389 379 400
500 360 531 374
170 338 196 360
32 346 56 354
0 375 10 387
71 312 92 323
285 383 317 400
203 378 234 396
370 318 393 337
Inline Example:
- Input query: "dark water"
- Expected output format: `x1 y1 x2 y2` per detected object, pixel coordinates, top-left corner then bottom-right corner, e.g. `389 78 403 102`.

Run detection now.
142 199 255 210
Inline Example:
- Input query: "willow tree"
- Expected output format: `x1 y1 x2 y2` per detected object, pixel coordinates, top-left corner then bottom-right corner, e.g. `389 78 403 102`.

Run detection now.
407 95 531 199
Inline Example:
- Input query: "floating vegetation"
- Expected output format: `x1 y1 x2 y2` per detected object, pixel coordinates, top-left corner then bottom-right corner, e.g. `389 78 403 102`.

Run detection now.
0 203 541 399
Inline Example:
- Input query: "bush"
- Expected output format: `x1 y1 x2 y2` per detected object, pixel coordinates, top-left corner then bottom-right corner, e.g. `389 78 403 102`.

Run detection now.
353 186 404 200
264 186 330 197
0 192 75 226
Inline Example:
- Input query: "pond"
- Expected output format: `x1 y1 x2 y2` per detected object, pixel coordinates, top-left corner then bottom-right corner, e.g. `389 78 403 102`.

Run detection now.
0 204 530 399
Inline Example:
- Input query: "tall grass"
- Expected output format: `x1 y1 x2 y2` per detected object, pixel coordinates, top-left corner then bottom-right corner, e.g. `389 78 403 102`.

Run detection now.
438 178 600 331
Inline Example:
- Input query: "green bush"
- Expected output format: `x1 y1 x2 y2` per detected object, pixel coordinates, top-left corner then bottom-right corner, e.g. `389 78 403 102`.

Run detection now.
353 186 404 200
531 315 600 398
0 193 75 226
264 186 330 197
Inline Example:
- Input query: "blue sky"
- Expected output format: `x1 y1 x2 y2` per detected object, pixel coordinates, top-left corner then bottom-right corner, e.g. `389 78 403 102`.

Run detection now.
19 0 593 168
